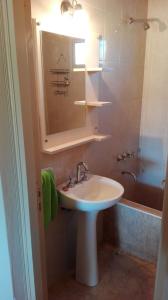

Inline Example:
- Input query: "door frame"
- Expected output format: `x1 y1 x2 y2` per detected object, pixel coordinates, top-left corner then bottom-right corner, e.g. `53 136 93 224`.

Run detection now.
0 0 47 299
154 162 168 300
0 180 14 300
2 0 168 299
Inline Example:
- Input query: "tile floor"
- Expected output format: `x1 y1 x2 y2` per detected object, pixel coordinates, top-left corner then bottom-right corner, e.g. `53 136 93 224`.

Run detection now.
49 244 156 300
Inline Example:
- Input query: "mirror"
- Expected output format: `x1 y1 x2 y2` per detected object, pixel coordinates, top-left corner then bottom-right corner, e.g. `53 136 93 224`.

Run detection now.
41 31 86 135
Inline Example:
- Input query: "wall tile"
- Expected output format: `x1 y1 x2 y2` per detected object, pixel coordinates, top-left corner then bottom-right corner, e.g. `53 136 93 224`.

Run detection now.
31 0 148 285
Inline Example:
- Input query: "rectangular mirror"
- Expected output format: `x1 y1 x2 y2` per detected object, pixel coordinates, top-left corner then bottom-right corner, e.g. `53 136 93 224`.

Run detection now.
41 31 86 135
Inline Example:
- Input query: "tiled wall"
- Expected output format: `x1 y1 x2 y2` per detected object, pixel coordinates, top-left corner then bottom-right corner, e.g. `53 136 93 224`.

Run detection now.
31 0 148 286
139 0 168 190
87 0 148 197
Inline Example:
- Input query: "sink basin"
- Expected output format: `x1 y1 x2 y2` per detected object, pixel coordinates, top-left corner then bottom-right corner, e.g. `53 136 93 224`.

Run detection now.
58 174 124 212
58 175 124 287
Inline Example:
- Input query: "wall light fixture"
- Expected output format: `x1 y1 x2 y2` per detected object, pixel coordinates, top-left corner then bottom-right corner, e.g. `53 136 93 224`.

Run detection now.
61 0 82 15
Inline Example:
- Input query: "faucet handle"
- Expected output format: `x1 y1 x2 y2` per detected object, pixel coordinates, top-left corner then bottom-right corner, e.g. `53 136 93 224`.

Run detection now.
67 176 75 187
122 152 127 159
81 164 90 181
117 154 123 162
126 151 136 158
76 161 89 183
62 176 74 191
82 170 89 181
83 161 89 171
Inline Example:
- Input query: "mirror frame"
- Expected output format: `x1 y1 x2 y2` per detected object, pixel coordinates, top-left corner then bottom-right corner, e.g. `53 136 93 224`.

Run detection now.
33 22 94 152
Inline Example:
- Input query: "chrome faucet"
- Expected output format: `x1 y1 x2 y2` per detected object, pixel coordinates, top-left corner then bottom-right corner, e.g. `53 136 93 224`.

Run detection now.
76 162 89 183
117 151 136 162
121 171 137 182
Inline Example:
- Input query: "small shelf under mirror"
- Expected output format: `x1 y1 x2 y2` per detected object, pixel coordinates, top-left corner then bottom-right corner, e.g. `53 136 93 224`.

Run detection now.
35 27 109 156
73 68 85 72
74 101 111 107
43 134 111 154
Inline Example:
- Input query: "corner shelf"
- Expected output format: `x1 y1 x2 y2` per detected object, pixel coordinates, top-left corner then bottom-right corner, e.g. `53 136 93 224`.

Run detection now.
87 67 102 72
73 67 102 73
43 134 111 155
74 100 111 107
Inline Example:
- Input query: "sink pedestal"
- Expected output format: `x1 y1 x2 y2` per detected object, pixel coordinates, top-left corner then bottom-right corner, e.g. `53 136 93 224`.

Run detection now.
76 211 99 287
58 174 124 287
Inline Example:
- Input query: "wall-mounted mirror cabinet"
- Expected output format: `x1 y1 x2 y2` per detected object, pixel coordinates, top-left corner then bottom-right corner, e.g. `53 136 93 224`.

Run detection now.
41 31 86 135
34 21 107 154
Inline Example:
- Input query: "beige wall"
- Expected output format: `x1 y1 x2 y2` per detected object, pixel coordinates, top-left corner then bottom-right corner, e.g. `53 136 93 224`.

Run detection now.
31 0 148 286
88 0 147 197
139 0 168 189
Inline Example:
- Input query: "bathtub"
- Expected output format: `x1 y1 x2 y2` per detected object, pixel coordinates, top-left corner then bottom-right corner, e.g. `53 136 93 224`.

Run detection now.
130 181 164 211
104 191 162 263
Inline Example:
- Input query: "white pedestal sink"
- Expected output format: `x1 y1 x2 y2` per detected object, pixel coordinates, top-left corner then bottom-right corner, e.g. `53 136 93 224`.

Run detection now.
58 175 124 287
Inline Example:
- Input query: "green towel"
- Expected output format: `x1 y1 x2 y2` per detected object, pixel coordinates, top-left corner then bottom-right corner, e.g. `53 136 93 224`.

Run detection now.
41 169 59 228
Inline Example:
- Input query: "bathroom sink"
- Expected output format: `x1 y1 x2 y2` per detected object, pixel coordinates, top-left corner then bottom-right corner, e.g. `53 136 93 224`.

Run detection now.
58 175 124 287
58 174 124 212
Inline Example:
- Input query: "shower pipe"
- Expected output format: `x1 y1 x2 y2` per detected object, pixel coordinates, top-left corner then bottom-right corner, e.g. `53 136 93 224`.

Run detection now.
128 17 151 30
128 17 167 32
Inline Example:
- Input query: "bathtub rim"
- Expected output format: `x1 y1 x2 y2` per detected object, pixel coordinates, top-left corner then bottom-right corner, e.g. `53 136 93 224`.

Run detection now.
120 198 162 219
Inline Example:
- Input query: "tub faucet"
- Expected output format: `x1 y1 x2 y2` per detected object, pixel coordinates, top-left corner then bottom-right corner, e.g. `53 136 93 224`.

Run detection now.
76 162 89 183
121 171 137 182
117 151 136 161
